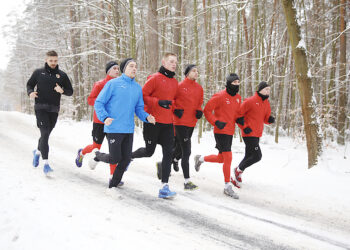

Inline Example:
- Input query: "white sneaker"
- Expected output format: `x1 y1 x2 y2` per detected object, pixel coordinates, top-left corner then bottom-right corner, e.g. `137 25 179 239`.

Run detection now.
88 149 99 170
194 155 203 172
224 185 239 199
88 158 98 170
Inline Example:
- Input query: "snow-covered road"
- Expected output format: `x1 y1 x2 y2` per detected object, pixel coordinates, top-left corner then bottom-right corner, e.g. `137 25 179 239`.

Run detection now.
1 111 349 250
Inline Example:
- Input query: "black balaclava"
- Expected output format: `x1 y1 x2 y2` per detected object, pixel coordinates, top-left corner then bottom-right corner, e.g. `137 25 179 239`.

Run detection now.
225 73 240 96
257 81 270 101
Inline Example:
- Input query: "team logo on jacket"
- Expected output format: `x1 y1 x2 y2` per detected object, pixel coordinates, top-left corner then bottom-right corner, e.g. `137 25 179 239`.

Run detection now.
225 98 230 104
56 74 60 78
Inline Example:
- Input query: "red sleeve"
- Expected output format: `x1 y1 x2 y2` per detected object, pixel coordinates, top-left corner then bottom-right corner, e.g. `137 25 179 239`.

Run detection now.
240 98 249 117
173 87 181 109
87 82 103 106
240 98 251 129
235 96 244 129
142 76 159 108
204 95 219 126
197 87 204 111
264 101 272 124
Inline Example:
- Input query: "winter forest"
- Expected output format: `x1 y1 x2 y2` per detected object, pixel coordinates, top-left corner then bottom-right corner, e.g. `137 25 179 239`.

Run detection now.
0 0 349 167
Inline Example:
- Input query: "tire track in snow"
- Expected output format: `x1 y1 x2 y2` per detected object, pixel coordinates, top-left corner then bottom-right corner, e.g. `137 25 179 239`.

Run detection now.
180 193 350 250
107 186 297 250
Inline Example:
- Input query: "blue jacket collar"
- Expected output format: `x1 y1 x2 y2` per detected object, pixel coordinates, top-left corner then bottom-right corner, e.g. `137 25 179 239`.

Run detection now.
121 73 135 82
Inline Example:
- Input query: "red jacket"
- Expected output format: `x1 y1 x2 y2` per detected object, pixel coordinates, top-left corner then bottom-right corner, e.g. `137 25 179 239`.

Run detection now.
87 75 113 124
204 90 241 135
173 77 203 127
240 92 272 137
143 72 178 124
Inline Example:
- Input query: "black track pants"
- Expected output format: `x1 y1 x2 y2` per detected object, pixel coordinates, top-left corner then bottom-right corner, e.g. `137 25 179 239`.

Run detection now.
95 133 133 188
35 110 58 160
131 122 174 183
238 137 262 171
173 125 194 179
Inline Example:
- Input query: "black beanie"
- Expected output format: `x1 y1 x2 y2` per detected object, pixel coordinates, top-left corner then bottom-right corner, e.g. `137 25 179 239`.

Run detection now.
184 64 196 76
120 58 135 73
226 73 240 85
257 81 269 92
105 61 118 74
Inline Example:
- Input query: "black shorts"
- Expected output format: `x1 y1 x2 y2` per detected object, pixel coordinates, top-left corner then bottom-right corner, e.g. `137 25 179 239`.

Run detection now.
35 110 58 129
92 123 106 144
175 125 194 142
214 133 233 152
143 122 174 146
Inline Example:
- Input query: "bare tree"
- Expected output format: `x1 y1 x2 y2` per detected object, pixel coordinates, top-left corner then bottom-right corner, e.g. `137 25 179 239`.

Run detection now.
337 0 347 145
282 0 322 168
147 0 159 73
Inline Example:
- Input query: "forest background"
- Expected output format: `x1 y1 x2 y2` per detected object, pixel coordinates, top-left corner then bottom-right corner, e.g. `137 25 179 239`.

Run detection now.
0 0 348 167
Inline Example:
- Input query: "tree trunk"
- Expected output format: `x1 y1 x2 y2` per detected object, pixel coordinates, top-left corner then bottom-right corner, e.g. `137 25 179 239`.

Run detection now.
234 4 241 75
216 6 222 84
337 0 347 145
113 0 121 59
203 0 214 95
129 0 136 58
173 0 182 76
242 7 253 96
194 0 203 143
282 0 322 168
275 37 289 143
147 0 159 73
69 5 84 121
264 0 277 78
328 1 339 134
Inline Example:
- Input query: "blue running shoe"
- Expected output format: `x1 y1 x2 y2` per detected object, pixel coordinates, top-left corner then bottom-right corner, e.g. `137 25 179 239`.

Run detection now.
43 164 53 175
75 148 83 167
32 150 40 167
158 184 176 199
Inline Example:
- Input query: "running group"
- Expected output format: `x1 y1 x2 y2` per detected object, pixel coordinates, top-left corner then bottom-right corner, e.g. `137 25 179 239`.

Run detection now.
27 50 274 199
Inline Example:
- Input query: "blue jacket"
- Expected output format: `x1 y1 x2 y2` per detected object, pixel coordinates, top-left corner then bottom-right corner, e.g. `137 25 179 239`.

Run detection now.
94 74 149 133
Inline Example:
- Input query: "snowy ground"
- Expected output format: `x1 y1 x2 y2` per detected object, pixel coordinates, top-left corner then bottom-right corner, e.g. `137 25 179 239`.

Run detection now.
0 111 350 250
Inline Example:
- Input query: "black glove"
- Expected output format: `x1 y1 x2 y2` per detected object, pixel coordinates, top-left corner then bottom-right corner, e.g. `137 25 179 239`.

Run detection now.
215 120 227 130
243 127 252 134
195 110 203 119
236 117 244 126
268 116 275 124
174 109 184 118
158 100 172 109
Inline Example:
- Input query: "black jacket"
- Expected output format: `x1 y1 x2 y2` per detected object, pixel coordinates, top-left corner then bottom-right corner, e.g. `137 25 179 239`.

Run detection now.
27 63 73 112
